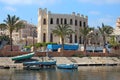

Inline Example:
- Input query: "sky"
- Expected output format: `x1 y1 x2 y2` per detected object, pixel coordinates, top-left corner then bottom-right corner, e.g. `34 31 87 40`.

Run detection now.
0 0 120 28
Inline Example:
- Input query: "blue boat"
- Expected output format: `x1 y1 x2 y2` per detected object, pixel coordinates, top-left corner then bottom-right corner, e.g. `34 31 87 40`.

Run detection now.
23 60 56 66
57 64 78 69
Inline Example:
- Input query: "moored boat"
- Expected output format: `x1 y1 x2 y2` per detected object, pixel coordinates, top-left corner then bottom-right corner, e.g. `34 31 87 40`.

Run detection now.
57 64 78 69
23 60 56 66
23 60 56 70
11 52 34 61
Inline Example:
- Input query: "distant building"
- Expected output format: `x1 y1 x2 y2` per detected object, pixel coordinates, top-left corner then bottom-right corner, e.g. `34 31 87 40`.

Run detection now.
112 17 120 43
0 20 37 47
37 8 88 44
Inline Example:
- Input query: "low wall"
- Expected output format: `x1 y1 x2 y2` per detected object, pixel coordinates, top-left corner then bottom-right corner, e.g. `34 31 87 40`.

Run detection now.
0 50 120 57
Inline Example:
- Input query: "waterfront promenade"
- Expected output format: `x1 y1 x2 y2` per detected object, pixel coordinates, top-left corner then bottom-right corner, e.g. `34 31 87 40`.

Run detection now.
0 57 120 69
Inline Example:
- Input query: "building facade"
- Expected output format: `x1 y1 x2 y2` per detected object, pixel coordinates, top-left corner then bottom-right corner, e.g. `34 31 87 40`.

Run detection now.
112 17 120 43
37 8 88 44
0 20 37 46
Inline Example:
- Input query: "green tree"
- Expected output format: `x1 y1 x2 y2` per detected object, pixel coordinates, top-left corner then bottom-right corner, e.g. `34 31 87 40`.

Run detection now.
79 27 93 52
0 35 10 44
52 24 74 54
98 23 113 53
0 14 24 51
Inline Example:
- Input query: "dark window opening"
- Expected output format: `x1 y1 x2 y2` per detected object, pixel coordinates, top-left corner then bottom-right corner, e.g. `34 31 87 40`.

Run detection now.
56 18 59 24
69 34 72 43
43 33 46 42
50 18 53 24
43 18 46 25
70 19 73 25
79 21 82 27
50 33 53 42
64 19 67 24
61 18 63 24
83 22 86 27
75 20 77 26
79 36 82 44
75 35 77 43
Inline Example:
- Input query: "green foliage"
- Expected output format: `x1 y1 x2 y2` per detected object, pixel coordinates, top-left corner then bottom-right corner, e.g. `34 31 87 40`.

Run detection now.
0 14 25 51
109 35 118 46
52 24 74 52
24 45 32 49
98 23 113 48
79 26 93 51
0 35 10 44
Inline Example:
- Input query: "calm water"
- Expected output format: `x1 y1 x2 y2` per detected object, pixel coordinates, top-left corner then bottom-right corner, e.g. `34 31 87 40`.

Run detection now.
0 66 120 80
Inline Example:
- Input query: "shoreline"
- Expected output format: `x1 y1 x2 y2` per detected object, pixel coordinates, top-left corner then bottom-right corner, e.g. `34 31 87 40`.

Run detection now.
0 57 120 69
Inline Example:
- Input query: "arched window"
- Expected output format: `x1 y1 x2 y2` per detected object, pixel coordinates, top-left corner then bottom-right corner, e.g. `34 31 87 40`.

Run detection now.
70 19 73 25
61 18 63 24
75 20 77 26
64 18 67 24
69 34 72 43
79 36 82 44
43 33 46 42
50 18 53 24
50 33 53 42
43 18 46 25
79 21 82 27
83 22 86 27
56 18 59 24
75 35 77 43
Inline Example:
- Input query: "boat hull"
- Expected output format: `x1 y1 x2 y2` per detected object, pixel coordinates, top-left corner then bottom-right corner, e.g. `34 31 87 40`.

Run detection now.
23 60 56 66
57 64 78 69
11 52 34 61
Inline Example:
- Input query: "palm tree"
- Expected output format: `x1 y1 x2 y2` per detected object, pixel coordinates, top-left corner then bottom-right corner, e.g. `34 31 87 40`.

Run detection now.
52 24 74 54
98 23 113 53
79 26 93 52
0 14 24 51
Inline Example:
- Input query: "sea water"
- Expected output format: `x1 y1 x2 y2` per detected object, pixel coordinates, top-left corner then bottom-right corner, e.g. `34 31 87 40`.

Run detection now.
0 66 120 80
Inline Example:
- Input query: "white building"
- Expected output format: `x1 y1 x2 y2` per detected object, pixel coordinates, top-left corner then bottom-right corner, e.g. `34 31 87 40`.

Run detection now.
112 17 120 43
37 8 88 44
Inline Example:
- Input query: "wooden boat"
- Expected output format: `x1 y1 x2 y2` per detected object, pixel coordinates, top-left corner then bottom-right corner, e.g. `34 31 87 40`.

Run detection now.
57 64 78 69
23 60 56 70
11 52 34 61
23 60 56 66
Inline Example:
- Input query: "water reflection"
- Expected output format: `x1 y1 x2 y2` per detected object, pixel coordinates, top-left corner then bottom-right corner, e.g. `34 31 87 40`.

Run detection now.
0 66 120 80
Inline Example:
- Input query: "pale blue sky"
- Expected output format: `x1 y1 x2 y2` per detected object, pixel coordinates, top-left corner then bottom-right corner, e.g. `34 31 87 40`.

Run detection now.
0 0 120 28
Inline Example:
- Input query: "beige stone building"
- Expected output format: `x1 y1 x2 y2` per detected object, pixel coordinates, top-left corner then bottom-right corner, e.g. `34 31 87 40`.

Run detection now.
112 17 120 43
37 8 88 44
0 20 37 47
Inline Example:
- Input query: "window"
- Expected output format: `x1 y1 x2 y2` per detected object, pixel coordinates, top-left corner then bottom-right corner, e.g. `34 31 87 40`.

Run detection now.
64 18 67 24
79 21 82 27
69 34 72 43
79 36 82 44
75 20 77 26
83 22 86 27
43 33 46 42
50 18 53 24
50 33 53 42
70 19 73 25
75 35 77 43
43 18 46 25
56 18 59 24
61 18 63 24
